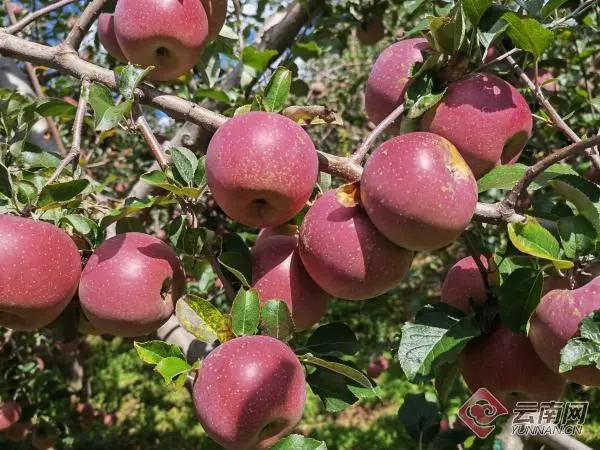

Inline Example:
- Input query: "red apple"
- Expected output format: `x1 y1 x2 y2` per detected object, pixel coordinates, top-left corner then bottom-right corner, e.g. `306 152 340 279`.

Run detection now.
0 215 81 330
360 132 478 251
441 256 489 312
193 336 306 450
460 325 566 411
529 277 600 386
299 190 413 300
365 38 429 131
0 401 21 431
114 0 209 81
252 234 329 330
97 13 126 61
4 422 30 441
367 356 389 378
206 112 319 228
422 73 533 178
79 232 186 337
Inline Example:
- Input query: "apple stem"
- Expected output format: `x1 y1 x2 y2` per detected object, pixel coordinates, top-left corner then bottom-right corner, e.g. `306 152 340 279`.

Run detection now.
46 78 91 186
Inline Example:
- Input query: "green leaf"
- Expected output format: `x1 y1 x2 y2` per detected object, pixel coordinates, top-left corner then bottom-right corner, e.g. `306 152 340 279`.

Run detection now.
36 98 76 117
18 148 63 169
154 356 192 385
501 12 553 58
0 162 12 199
305 323 358 356
306 365 369 413
427 3 467 54
478 5 510 52
398 393 441 445
134 340 186 365
434 362 458 408
38 179 90 208
263 67 292 112
270 434 326 450
463 0 492 26
169 147 198 187
231 288 260 337
559 312 600 373
218 233 252 287
515 0 544 15
550 175 600 235
477 163 576 193
558 216 597 258
407 90 446 119
507 216 574 269
96 100 133 132
397 304 481 382
194 156 207 188
117 65 154 100
242 47 278 72
300 355 374 390
88 83 114 123
259 300 294 341
140 170 204 198
60 214 102 246
15 180 37 204
499 268 543 332
100 197 163 228
175 294 233 344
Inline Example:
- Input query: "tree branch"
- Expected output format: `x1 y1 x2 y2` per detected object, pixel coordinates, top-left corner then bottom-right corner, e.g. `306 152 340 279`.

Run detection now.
0 30 227 131
351 103 405 163
46 78 90 185
132 104 169 171
502 48 600 170
502 134 600 209
61 0 106 51
4 0 76 35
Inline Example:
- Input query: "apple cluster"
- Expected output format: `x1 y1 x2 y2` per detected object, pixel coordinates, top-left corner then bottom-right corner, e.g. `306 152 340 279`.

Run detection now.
98 0 227 81
442 256 600 411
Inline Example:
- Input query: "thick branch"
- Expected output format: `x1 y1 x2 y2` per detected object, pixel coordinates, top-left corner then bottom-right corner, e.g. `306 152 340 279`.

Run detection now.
0 31 227 131
4 0 76 35
62 0 106 51
46 78 90 185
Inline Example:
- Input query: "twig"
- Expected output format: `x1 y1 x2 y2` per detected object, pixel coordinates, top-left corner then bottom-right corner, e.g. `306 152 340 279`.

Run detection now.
476 47 520 72
61 0 107 51
4 0 68 156
548 0 597 29
46 78 90 185
132 104 169 170
351 104 405 163
502 48 600 170
4 0 76 35
502 134 600 209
